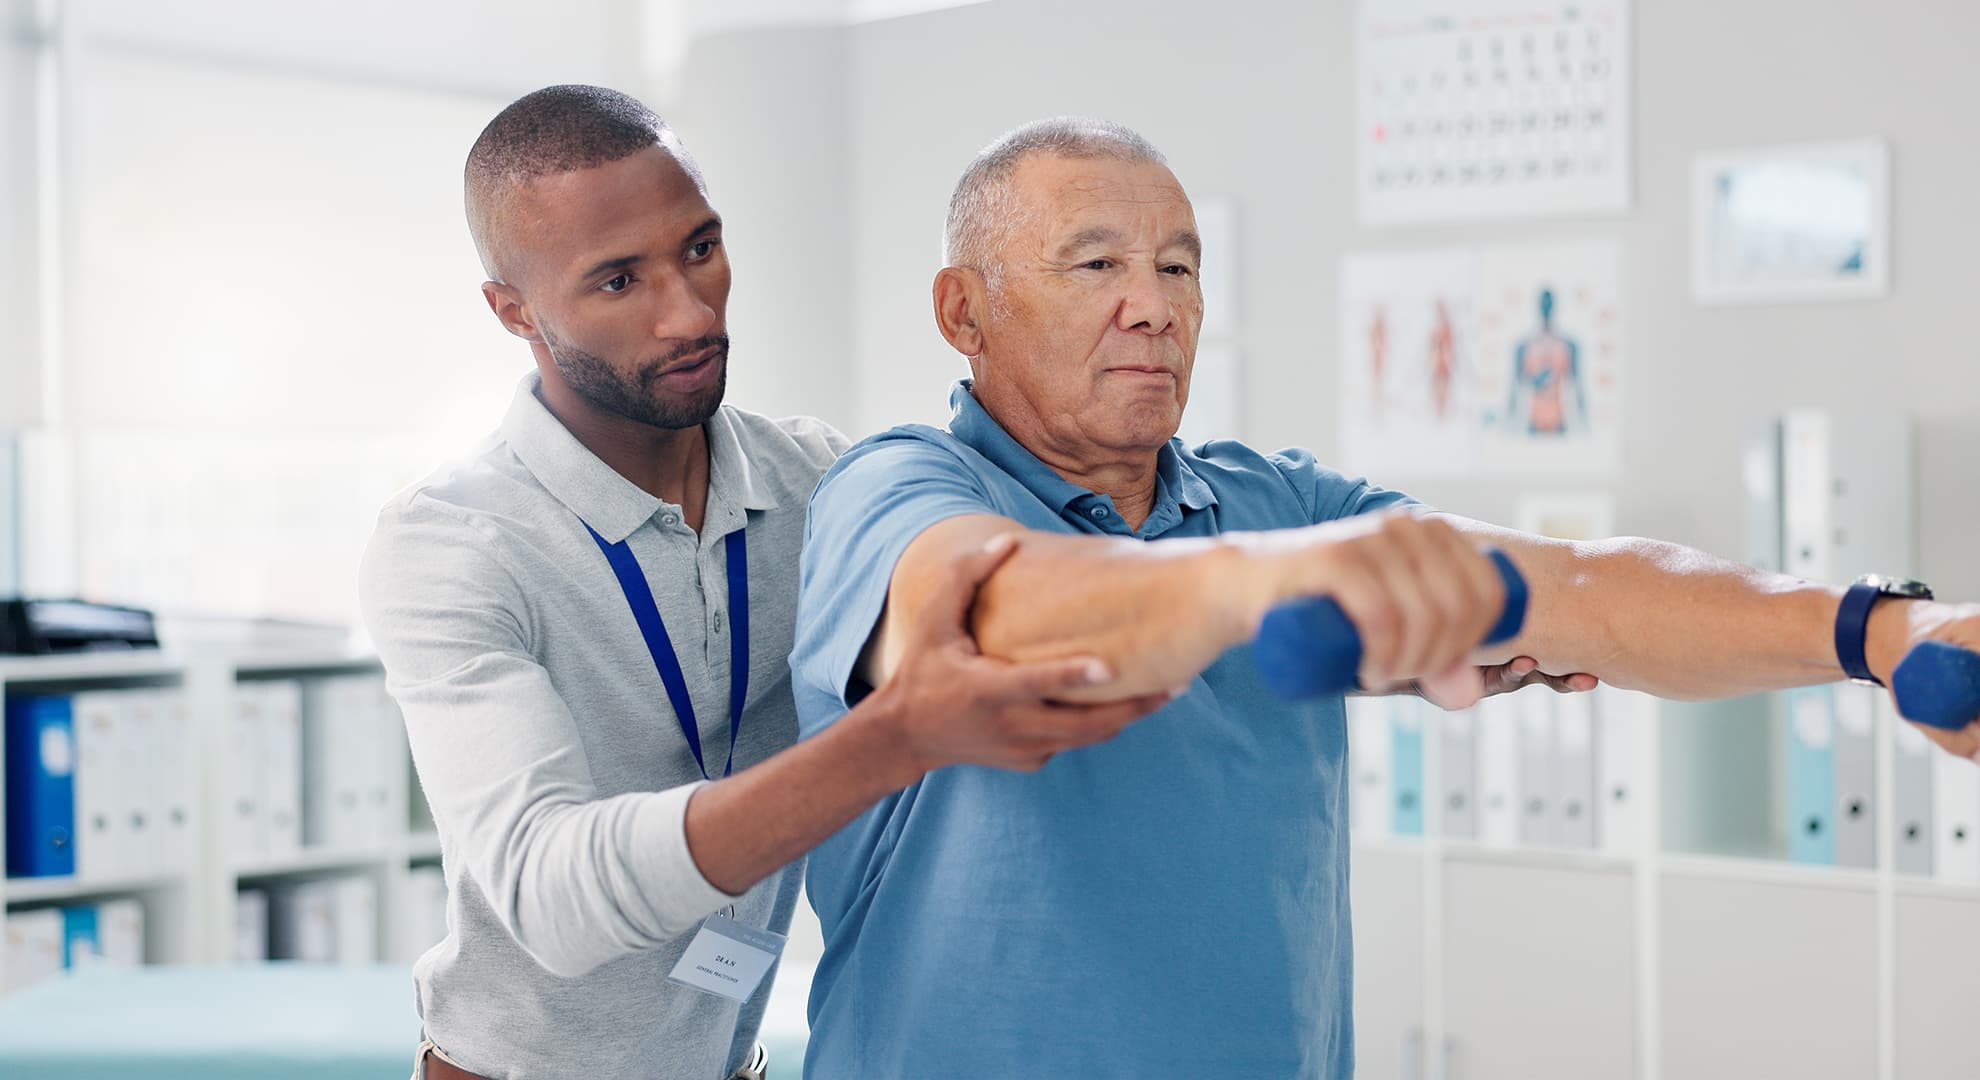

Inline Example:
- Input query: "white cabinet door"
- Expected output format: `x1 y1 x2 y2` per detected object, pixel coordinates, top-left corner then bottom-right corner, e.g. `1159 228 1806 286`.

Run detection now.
1894 892 1980 1080
1352 846 1425 1080
1661 874 1874 1079
1442 859 1636 1080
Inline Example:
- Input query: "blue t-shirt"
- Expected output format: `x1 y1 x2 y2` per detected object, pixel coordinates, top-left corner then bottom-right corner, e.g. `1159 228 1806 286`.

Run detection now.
791 381 1411 1078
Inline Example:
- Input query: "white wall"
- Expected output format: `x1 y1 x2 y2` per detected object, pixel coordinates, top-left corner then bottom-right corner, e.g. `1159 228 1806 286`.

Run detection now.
67 0 646 98
808 0 1980 598
4 0 670 620
13 0 1980 617
0 1 41 427
670 25 855 428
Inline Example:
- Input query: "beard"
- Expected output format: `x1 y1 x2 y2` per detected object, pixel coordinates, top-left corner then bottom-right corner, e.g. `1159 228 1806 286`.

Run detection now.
545 331 730 430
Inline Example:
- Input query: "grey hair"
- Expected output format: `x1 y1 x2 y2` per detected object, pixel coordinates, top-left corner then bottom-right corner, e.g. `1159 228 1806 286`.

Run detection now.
943 118 1168 294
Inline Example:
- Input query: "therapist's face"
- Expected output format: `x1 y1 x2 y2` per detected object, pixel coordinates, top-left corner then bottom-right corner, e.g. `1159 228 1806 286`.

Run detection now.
493 143 733 430
969 153 1204 463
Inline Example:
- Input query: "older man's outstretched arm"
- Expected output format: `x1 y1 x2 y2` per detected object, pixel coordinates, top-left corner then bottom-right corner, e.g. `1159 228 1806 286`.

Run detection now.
859 507 1514 704
859 508 1980 755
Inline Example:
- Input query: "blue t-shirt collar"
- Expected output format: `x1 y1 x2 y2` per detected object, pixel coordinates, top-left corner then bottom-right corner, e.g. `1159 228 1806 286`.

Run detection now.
946 379 1216 536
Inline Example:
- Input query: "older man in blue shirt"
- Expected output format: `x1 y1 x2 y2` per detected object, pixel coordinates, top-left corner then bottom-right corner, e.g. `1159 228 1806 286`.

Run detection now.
790 119 1980 1077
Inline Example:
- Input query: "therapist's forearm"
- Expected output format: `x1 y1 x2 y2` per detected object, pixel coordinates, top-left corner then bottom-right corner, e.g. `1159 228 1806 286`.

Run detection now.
681 689 921 896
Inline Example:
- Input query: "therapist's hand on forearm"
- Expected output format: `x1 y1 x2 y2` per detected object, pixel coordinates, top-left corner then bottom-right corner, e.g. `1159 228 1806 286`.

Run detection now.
865 533 1176 777
683 535 1167 896
1466 655 1600 702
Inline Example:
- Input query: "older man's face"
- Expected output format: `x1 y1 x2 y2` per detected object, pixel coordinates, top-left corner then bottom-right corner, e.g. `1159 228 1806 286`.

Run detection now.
978 154 1204 458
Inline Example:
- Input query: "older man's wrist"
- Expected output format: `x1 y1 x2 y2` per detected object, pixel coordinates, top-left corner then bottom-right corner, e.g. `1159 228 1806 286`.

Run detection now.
1862 596 1930 687
1210 530 1315 639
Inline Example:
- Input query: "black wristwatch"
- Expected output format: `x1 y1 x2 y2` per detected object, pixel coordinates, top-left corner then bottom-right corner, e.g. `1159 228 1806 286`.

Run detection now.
1835 574 1934 687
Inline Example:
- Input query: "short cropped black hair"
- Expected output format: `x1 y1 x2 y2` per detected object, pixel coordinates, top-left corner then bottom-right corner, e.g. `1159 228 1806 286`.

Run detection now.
464 84 697 282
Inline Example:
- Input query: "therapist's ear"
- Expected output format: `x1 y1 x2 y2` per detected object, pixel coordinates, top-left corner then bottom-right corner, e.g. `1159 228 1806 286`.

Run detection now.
933 266 986 357
484 280 546 344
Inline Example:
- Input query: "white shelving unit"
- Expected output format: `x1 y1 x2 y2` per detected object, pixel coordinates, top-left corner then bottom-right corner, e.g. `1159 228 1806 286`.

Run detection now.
0 652 200 982
2 647 442 993
1352 688 1980 1080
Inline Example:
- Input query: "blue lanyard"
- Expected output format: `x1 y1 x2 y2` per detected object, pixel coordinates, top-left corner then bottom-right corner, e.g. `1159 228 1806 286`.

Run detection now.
583 521 749 781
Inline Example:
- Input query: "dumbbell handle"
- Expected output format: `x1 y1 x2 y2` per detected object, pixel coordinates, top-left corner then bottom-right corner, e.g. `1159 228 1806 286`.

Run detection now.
1252 549 1529 699
1892 641 1980 731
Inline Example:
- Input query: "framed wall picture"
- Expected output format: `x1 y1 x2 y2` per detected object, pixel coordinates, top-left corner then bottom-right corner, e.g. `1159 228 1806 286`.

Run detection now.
1692 139 1890 305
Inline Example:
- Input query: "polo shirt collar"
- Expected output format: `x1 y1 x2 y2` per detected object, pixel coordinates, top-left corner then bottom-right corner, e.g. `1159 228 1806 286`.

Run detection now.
945 379 1217 533
501 371 776 544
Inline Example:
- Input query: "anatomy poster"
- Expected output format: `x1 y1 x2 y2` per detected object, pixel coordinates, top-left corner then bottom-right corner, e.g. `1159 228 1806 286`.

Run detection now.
1339 240 1622 478
1337 248 1479 476
1473 241 1622 474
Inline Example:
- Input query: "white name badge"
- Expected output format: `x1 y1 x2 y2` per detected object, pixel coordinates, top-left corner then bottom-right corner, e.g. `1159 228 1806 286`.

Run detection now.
667 911 786 1002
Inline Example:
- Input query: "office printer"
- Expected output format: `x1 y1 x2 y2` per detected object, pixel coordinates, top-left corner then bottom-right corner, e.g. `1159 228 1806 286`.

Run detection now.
0 599 160 654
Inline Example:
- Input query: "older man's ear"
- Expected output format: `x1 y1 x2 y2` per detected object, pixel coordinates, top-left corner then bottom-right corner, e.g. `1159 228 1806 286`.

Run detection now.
933 265 987 358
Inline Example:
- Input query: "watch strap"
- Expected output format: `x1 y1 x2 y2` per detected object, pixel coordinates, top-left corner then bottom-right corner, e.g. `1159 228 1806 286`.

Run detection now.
1835 581 1884 686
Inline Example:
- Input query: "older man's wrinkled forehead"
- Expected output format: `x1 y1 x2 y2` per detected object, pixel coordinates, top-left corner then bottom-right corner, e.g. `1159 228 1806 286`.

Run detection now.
1008 154 1198 260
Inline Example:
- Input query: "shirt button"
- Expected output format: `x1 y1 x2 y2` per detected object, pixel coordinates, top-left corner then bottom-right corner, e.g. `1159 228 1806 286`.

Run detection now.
1089 506 1109 519
661 514 678 527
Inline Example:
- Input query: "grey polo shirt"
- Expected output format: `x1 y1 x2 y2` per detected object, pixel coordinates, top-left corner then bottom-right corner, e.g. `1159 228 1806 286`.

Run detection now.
358 371 846 1080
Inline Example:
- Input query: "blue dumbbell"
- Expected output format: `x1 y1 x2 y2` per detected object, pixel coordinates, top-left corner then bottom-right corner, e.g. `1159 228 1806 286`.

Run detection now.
1252 549 1529 699
1892 641 1980 732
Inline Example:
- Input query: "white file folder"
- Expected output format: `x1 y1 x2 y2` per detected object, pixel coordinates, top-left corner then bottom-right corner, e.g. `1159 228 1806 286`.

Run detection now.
118 691 165 877
96 897 144 967
270 880 338 963
261 681 305 856
1931 749 1980 883
235 888 270 964
1780 411 1914 584
150 690 196 874
1830 684 1877 869
1554 691 1598 850
1440 707 1478 841
3 909 64 995
228 686 269 862
1892 713 1936 876
1348 697 1393 839
1517 690 1558 847
332 876 379 966
1595 687 1645 857
1477 694 1522 848
70 690 127 879
303 677 375 848
362 676 398 841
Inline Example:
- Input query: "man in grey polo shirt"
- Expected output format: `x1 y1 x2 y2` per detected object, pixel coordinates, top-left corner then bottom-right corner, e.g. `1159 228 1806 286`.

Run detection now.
357 86 1167 1080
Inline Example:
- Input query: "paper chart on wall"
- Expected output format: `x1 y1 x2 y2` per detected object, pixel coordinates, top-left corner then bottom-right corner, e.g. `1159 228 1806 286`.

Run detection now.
1338 240 1622 478
1472 241 1622 474
1337 248 1479 477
